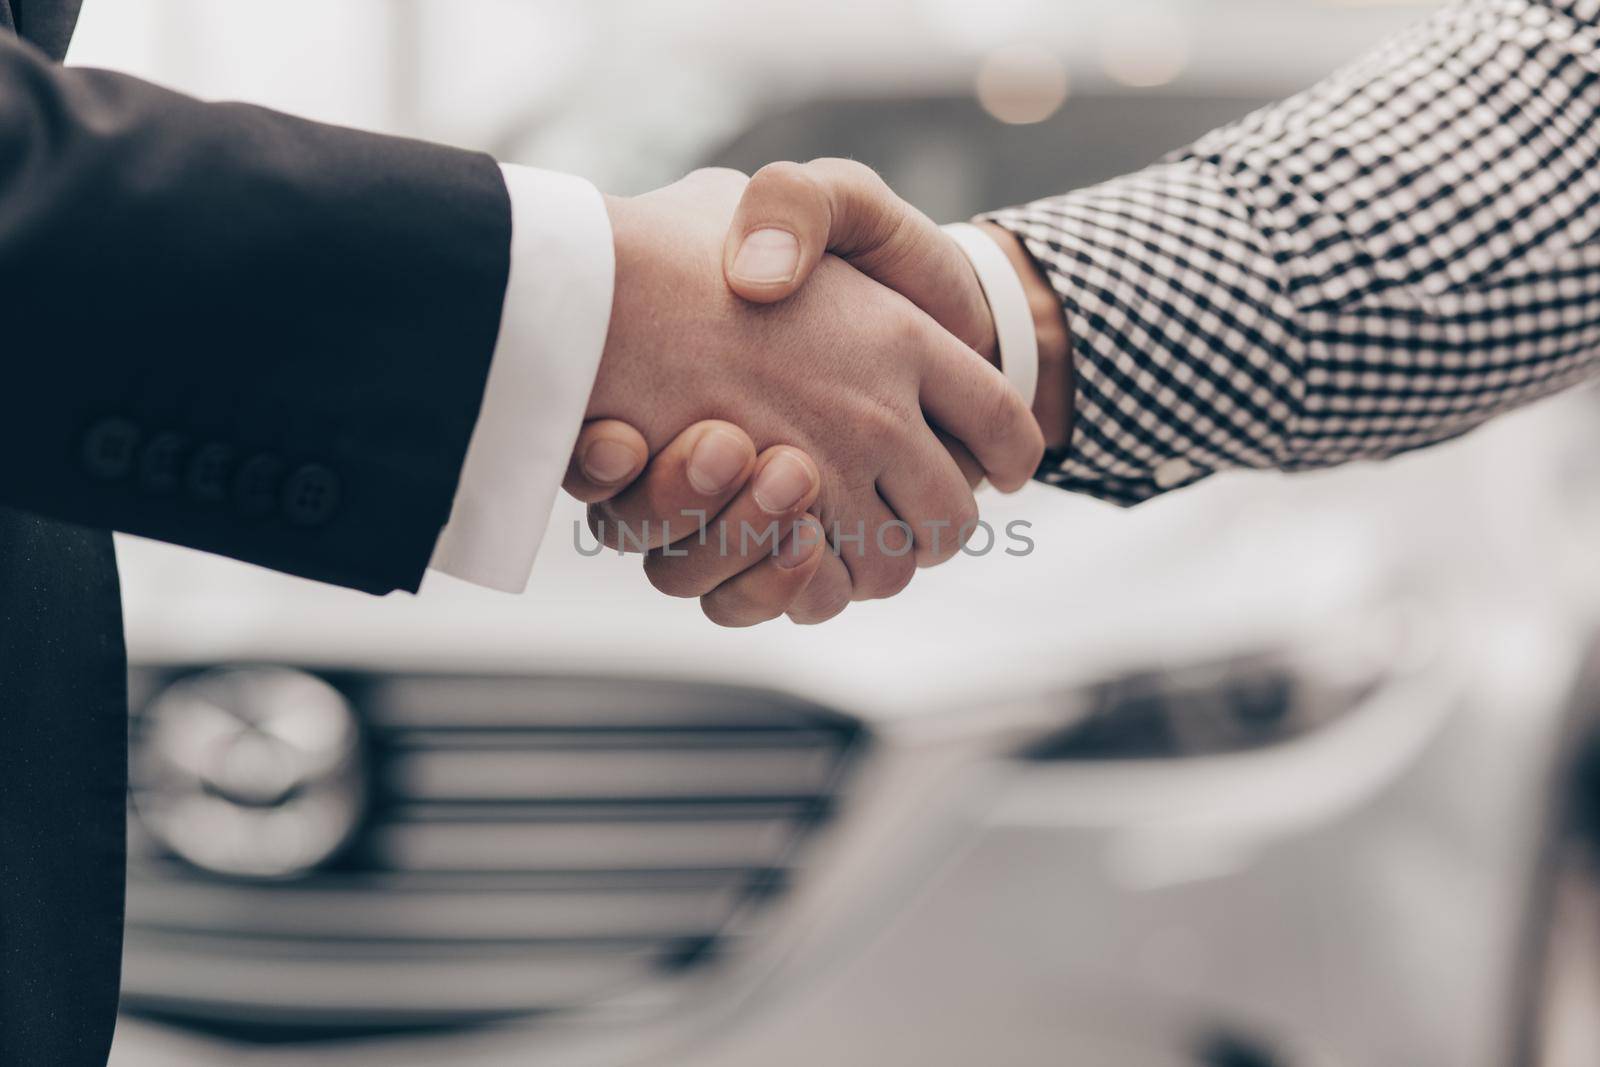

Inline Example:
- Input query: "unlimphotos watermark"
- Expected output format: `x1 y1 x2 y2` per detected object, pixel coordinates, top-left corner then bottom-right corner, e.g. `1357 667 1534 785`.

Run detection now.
574 513 1035 558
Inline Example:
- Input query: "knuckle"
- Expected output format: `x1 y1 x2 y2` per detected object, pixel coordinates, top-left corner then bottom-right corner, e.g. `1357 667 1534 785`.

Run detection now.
751 159 813 193
643 481 694 528
642 466 725 531
1002 416 1046 490
701 600 746 629
924 498 980 565
859 399 914 454
745 162 830 231
812 156 882 190
811 158 903 248
1021 421 1047 479
562 476 606 505
791 582 851 625
982 376 1029 436
845 371 913 444
702 585 781 629
954 495 982 538
643 554 709 599
854 549 916 601
881 556 918 599
634 483 673 527
588 504 623 549
884 300 931 351
979 382 1044 481
865 392 905 432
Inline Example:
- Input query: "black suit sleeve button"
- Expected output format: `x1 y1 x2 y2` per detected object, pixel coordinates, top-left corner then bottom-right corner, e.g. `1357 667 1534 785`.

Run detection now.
185 443 235 504
137 433 187 494
82 418 141 482
282 464 341 527
233 453 286 518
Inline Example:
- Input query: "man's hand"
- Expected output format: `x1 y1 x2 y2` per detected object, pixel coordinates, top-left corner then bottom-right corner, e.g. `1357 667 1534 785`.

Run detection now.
724 159 1072 449
565 163 1072 626
565 418 835 627
576 168 1043 608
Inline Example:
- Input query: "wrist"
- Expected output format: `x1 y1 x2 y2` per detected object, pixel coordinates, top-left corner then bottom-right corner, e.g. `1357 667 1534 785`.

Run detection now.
975 222 1069 373
593 193 655 424
976 222 1073 448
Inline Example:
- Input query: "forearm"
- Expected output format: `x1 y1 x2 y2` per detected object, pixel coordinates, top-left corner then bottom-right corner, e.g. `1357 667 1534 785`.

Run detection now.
986 0 1600 502
0 33 510 593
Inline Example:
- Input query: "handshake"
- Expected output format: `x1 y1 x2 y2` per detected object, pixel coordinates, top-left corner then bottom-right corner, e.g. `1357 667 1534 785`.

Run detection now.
556 163 1072 628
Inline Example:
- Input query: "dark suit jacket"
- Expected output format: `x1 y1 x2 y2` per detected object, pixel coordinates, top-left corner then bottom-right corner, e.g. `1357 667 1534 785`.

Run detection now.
0 5 514 1063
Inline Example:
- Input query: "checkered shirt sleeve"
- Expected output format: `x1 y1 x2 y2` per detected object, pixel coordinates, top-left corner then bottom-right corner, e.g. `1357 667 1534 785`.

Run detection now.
986 0 1600 504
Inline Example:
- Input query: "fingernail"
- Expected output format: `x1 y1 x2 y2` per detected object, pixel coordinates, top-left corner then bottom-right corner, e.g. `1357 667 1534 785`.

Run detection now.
687 429 748 494
731 229 800 284
753 452 815 513
779 517 824 569
581 439 639 485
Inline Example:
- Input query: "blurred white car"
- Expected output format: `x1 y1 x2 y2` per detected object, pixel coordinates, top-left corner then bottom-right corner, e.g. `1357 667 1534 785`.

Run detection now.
108 384 1600 1067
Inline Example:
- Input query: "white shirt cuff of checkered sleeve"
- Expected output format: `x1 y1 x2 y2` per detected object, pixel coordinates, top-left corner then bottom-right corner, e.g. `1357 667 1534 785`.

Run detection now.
983 177 1302 507
428 164 615 592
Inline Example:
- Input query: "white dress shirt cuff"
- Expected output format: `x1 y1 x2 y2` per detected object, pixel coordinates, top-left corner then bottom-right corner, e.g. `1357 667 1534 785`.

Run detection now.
942 222 1038 407
428 164 614 592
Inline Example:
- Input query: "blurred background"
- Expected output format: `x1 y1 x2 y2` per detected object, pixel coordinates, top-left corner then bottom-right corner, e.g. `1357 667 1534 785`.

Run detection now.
64 1 1600 1064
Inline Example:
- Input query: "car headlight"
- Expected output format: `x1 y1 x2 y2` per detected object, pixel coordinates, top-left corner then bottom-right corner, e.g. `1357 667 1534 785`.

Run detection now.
1020 609 1412 761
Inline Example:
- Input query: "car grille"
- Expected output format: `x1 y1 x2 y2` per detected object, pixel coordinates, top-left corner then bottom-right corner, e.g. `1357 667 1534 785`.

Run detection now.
122 670 863 1031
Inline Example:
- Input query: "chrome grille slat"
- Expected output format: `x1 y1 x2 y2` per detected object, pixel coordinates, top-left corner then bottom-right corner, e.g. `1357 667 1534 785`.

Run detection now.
123 940 659 1018
389 800 819 821
127 877 741 940
122 669 860 1030
373 817 798 872
366 676 839 731
390 743 839 801
392 728 845 747
126 928 683 957
133 857 766 892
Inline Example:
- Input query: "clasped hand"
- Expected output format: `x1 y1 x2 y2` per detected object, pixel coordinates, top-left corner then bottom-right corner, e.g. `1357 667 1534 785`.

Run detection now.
562 164 1065 626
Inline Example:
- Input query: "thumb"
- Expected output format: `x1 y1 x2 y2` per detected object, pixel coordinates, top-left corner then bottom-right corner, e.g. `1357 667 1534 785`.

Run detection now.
722 158 994 355
721 160 833 304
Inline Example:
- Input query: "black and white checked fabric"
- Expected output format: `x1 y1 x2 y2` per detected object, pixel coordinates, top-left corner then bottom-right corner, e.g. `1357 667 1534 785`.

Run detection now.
989 0 1600 504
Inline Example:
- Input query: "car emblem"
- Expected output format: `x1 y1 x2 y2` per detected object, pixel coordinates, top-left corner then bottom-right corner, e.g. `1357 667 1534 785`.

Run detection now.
132 667 366 879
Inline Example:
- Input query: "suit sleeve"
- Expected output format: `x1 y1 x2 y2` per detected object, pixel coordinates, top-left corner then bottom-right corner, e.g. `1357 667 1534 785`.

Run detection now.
0 32 512 595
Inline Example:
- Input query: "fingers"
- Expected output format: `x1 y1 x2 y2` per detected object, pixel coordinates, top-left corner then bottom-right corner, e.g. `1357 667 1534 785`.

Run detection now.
563 420 648 504
723 159 993 351
589 421 756 552
938 431 987 489
876 437 980 568
700 516 828 628
644 447 821 598
830 491 918 602
918 325 1046 493
786 550 853 625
